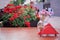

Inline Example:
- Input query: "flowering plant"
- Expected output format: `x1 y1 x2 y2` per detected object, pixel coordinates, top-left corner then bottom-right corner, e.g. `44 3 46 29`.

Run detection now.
1 3 39 27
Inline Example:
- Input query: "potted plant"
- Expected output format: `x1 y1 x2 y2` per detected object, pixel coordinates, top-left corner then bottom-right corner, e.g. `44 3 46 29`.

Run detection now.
1 2 40 27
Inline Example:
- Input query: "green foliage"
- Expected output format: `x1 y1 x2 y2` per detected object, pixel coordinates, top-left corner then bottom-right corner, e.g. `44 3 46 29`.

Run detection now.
11 18 24 26
2 2 37 27
1 14 12 21
10 0 25 6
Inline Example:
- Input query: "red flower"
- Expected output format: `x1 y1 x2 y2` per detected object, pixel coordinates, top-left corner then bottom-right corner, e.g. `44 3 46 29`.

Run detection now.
30 5 33 9
27 15 30 18
13 13 18 19
19 10 24 14
9 17 14 21
16 5 21 9
17 11 23 16
8 8 13 13
24 21 30 27
24 5 27 8
4 8 9 13
24 16 27 20
12 7 17 11
9 13 18 21
4 7 13 13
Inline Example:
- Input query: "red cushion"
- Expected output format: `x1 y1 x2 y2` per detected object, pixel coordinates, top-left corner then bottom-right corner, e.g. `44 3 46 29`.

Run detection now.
39 23 59 34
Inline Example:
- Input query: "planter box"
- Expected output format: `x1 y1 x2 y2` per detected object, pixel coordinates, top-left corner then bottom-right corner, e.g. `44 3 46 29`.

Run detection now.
30 19 39 27
2 19 39 27
0 21 3 27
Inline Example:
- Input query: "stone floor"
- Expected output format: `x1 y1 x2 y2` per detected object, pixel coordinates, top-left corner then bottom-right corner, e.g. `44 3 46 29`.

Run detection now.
0 16 60 40
0 27 60 40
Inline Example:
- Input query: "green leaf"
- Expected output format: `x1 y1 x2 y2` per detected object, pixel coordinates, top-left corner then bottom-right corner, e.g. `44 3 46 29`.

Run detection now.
13 0 25 6
3 14 12 21
12 20 17 26
15 18 24 26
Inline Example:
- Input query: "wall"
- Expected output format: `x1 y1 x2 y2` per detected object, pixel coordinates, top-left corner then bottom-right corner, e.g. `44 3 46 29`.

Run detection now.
50 0 60 16
0 0 11 9
1 0 60 16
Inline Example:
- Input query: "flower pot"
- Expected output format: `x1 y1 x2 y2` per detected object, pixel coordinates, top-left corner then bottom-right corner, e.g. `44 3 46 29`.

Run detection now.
3 21 12 27
3 20 18 27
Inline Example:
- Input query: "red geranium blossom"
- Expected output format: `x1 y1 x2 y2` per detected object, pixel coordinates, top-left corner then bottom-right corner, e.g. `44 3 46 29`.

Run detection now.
30 5 33 9
27 15 30 18
24 16 27 20
24 21 30 27
11 7 17 11
9 13 19 21
4 8 9 13
16 5 22 9
8 8 13 13
13 13 19 19
4 7 14 13
9 17 14 21
24 5 28 8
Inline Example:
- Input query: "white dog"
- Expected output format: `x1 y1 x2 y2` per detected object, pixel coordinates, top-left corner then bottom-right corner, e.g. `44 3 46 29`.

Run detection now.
37 9 54 33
